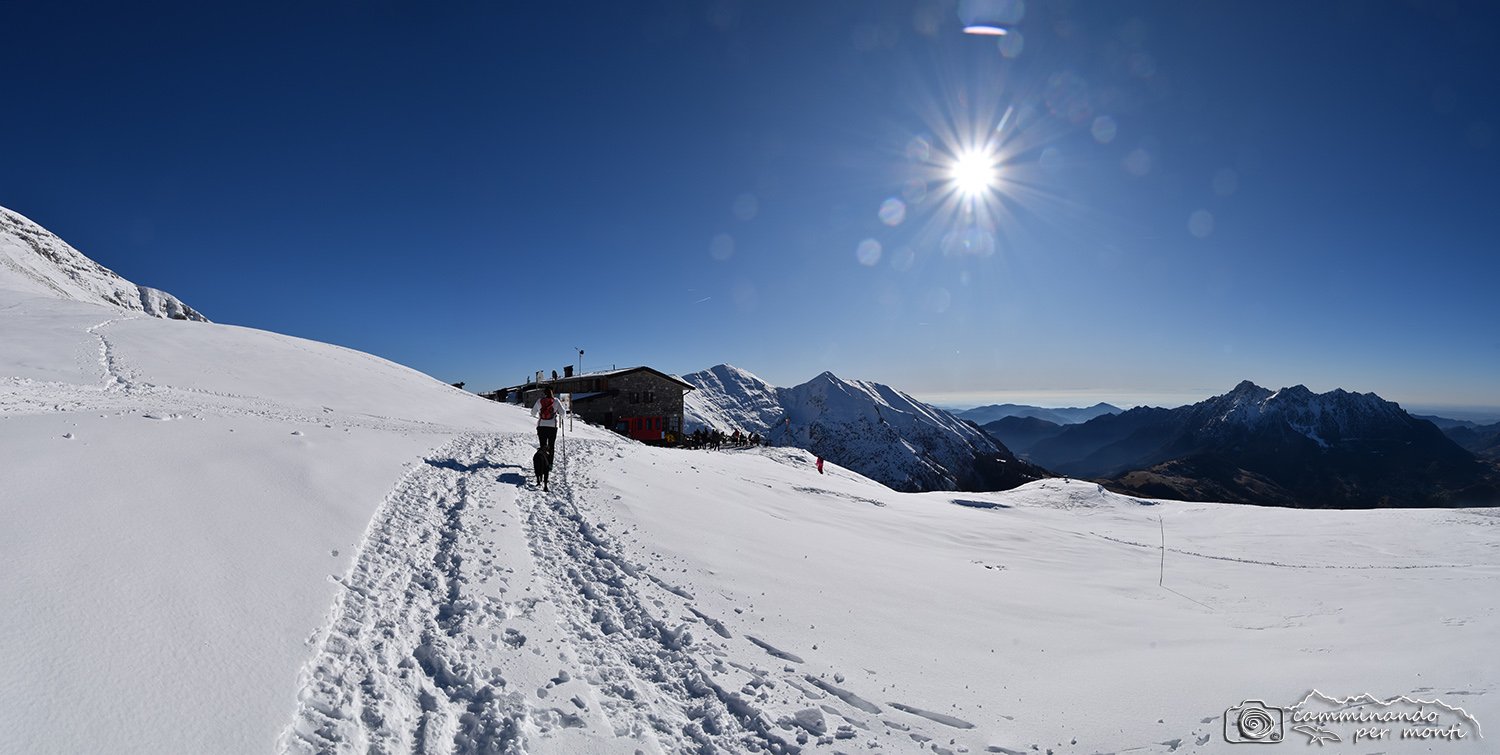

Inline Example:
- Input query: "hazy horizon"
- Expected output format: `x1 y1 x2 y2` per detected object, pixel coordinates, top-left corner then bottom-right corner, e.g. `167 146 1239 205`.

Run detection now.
921 391 1500 424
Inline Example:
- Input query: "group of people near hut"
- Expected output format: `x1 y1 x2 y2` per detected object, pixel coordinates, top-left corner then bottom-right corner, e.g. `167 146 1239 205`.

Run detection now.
684 427 763 449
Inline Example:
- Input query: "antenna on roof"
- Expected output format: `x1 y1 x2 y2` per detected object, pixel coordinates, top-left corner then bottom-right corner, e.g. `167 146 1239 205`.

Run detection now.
575 347 584 375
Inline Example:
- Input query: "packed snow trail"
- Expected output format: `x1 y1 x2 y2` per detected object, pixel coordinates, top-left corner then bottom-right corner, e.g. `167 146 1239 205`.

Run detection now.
519 438 801 753
524 441 955 754
281 433 809 754
281 434 535 754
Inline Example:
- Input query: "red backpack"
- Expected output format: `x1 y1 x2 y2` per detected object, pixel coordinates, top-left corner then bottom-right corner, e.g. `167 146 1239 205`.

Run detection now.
539 397 556 420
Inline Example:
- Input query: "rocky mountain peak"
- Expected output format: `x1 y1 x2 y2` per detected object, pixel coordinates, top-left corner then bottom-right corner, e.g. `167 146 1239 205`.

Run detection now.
682 366 1046 493
0 205 207 322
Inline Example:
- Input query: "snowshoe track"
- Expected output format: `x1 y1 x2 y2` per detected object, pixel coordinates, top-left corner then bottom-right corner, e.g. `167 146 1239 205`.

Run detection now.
282 433 797 754
521 438 798 753
281 434 530 754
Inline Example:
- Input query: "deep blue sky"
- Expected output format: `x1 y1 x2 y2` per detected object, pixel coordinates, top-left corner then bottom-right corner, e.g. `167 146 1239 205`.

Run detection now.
3 1 1497 415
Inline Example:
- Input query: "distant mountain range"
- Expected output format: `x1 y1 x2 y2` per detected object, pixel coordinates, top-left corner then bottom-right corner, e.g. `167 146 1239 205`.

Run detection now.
1022 381 1495 508
1440 421 1500 460
682 364 1047 493
957 402 1122 426
1414 414 1500 460
0 206 206 321
1415 414 1483 430
685 370 1497 507
979 415 1068 457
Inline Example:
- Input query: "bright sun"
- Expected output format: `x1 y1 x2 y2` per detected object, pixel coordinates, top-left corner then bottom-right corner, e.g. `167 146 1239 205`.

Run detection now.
949 149 997 198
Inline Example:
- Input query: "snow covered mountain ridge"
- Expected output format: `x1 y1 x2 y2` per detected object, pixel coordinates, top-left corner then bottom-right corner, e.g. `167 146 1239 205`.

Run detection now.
1025 379 1495 507
682 364 1046 493
1185 379 1412 448
0 205 206 321
681 363 785 435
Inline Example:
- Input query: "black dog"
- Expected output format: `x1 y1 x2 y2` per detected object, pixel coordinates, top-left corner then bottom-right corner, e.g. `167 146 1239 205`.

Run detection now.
533 448 553 491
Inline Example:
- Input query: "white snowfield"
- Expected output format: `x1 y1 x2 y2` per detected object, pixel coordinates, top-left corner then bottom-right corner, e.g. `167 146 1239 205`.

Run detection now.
2 264 1497 750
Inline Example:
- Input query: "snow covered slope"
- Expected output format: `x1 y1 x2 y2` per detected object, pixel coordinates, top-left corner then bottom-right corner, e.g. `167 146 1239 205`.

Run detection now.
683 364 1046 493
2 220 1496 753
0 205 206 320
0 279 570 752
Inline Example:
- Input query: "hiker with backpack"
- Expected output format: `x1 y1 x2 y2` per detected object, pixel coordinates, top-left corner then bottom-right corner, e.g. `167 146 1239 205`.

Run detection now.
533 387 563 459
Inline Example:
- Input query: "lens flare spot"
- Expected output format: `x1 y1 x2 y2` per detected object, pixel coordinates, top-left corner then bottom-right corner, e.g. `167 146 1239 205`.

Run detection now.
1044 71 1092 123
997 28 1024 58
906 136 932 162
878 198 907 226
963 23 1009 35
960 0 1026 38
732 279 758 313
710 233 735 261
1212 168 1239 196
856 238 883 266
913 5 943 37
941 225 996 257
731 193 759 221
1128 51 1157 79
1189 210 1215 238
1091 115 1118 144
1123 148 1152 176
902 179 929 204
